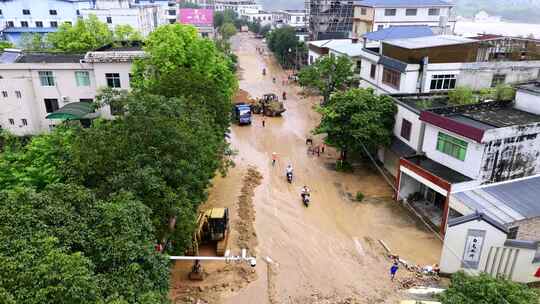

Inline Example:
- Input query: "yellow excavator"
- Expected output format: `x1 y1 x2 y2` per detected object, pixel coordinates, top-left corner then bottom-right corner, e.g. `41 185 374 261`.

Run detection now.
186 208 230 280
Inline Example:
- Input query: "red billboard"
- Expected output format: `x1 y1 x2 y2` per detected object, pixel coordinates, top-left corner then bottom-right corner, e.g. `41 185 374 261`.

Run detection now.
179 9 214 27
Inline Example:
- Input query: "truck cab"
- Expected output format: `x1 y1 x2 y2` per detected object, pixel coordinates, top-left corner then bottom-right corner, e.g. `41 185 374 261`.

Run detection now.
234 104 252 125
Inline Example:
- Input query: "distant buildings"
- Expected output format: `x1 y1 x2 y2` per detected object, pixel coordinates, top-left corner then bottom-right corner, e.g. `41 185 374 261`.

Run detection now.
214 0 262 18
0 42 143 135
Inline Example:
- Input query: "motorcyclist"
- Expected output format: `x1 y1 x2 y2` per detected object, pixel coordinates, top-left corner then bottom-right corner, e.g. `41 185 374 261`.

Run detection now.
301 185 310 199
286 164 293 175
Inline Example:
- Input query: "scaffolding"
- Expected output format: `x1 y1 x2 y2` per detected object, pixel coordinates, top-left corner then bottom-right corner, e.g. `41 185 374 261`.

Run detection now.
305 0 356 40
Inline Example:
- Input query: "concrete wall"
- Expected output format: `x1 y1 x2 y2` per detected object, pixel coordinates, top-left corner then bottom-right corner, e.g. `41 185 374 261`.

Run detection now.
512 217 540 242
0 78 39 135
458 61 540 90
81 5 164 36
515 89 540 115
393 103 423 151
373 7 452 24
440 219 508 275
479 123 540 183
423 124 484 179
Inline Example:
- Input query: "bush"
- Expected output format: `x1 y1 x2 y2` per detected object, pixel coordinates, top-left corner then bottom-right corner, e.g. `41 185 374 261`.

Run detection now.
495 85 516 101
336 160 353 172
355 191 364 202
448 86 475 105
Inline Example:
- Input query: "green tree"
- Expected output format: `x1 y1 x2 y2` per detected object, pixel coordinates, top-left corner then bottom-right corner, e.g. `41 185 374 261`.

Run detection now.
113 24 143 42
438 271 539 304
259 24 271 37
220 22 237 40
19 33 47 50
314 88 397 160
131 24 237 131
247 21 261 34
299 54 354 104
494 84 516 101
448 86 475 105
0 41 14 51
47 14 113 52
267 26 299 66
214 9 237 28
178 1 201 8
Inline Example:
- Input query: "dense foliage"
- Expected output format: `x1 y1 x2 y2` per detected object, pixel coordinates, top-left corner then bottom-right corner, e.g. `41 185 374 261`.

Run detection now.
314 88 397 160
299 54 354 104
132 24 237 131
448 86 475 105
0 23 236 303
266 26 305 68
0 41 14 51
438 271 539 304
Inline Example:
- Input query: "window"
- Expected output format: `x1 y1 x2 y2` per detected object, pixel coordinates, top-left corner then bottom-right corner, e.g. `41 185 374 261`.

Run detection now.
76 9 80 16
400 119 412 140
15 91 21 98
360 8 367 15
491 74 506 87
382 67 401 89
80 98 93 103
384 9 396 16
21 119 27 126
355 60 361 73
44 99 59 113
430 74 456 90
39 71 55 86
106 16 112 24
436 132 468 161
9 118 14 125
377 24 384 30
507 227 519 240
1 91 7 97
7 21 14 27
49 9 57 15
20 21 28 27
370 64 376 79
35 21 43 28
168 9 176 15
0 9 2 15
428 8 440 16
406 8 417 16
75 71 90 87
105 73 121 88
50 21 58 28
169 19 176 24
22 9 30 15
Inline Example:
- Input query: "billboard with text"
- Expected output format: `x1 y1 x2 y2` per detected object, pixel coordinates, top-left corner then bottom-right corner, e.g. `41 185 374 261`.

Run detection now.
179 9 214 27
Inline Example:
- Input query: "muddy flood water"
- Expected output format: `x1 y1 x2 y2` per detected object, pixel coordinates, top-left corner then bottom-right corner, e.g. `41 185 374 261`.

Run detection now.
170 33 442 304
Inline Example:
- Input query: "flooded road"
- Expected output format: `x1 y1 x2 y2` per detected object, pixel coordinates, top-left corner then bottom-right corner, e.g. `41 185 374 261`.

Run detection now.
171 33 442 304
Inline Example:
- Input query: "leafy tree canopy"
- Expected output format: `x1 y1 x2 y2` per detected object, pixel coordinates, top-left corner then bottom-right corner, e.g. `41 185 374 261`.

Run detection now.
448 86 475 105
214 9 238 28
131 24 237 131
299 54 354 103
0 40 14 51
19 33 47 51
113 24 143 42
438 271 539 304
220 22 237 40
266 26 299 67
314 88 397 160
47 14 113 52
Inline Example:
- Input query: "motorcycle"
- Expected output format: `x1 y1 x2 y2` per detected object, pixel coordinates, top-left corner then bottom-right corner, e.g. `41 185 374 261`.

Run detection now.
262 68 266 76
286 171 293 183
301 193 310 207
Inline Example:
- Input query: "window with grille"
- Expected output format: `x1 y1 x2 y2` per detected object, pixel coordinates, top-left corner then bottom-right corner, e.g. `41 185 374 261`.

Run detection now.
22 9 30 15
370 64 376 79
507 227 519 239
384 9 396 16
106 73 121 88
106 16 112 24
50 21 58 28
491 74 506 87
436 132 468 161
20 21 28 27
15 91 21 98
39 71 55 86
428 8 440 16
21 119 27 126
400 119 412 141
1 91 7 98
35 21 43 27
44 99 59 113
7 21 14 27
430 74 456 90
361 8 367 15
9 118 14 125
406 8 417 16
75 71 90 87
49 9 57 15
382 67 400 89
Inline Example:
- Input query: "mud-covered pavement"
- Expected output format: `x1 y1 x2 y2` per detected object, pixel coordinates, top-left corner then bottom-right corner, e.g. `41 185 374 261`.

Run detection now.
171 33 442 304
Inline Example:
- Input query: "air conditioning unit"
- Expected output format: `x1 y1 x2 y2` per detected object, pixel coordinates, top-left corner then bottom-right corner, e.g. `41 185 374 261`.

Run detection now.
62 96 70 102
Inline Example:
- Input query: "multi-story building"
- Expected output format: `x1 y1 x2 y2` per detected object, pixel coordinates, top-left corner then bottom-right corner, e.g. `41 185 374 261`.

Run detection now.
306 0 356 40
0 43 143 135
134 0 180 24
214 0 261 18
243 10 273 27
352 0 455 38
273 10 307 29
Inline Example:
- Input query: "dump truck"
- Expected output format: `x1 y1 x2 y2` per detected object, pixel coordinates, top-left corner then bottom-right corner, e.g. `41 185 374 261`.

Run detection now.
251 93 286 116
234 103 252 125
187 208 230 257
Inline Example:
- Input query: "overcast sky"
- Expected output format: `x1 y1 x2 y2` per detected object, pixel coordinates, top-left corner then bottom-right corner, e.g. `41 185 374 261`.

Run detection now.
261 0 304 10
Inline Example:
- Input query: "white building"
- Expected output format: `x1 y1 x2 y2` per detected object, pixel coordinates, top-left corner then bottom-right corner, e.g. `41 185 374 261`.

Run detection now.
353 0 456 38
273 10 307 29
80 0 166 36
214 0 262 18
134 0 180 24
243 11 273 27
0 43 142 135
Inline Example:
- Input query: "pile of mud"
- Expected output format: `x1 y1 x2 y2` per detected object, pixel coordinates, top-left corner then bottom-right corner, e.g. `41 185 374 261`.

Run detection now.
235 166 262 250
234 89 256 105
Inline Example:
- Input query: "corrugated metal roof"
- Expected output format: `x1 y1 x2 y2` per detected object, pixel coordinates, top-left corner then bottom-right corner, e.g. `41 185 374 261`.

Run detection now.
1 27 58 34
363 25 434 41
16 53 84 63
358 0 452 7
453 175 540 224
448 212 508 233
384 35 477 49
0 51 21 64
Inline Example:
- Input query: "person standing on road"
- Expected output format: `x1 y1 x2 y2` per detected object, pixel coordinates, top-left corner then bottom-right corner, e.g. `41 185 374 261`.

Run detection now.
262 118 266 127
272 152 277 166
390 262 399 281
